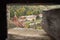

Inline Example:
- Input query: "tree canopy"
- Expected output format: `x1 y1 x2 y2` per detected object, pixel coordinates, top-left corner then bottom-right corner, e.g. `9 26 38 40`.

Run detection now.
7 5 60 18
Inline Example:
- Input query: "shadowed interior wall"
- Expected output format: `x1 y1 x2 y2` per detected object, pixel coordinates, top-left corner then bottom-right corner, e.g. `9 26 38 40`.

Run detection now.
42 8 60 40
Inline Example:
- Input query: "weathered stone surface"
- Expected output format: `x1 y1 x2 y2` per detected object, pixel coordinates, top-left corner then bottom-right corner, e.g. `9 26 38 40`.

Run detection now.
42 8 60 40
7 28 53 40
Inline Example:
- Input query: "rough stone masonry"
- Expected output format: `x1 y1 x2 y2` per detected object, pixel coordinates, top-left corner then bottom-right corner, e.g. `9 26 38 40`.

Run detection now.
42 8 60 40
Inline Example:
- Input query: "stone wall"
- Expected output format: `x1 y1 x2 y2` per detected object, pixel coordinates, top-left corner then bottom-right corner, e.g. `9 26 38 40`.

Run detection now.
42 8 60 40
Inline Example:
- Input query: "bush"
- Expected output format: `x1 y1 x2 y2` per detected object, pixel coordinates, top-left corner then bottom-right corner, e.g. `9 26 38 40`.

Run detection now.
24 22 30 28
